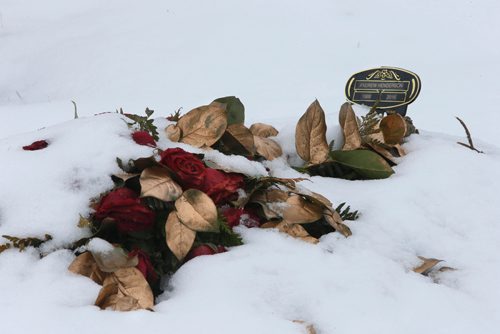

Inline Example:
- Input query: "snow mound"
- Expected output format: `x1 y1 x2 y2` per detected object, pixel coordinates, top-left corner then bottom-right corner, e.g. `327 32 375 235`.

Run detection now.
1 114 499 333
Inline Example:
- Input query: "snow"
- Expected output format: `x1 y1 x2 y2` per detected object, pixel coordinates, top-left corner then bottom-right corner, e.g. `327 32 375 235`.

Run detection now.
87 238 114 254
1 0 500 333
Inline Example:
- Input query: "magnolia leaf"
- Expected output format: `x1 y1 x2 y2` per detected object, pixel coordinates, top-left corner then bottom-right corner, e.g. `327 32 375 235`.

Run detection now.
165 124 182 142
176 104 228 147
249 123 279 138
91 246 139 273
218 123 256 155
111 173 140 183
260 221 280 228
175 189 218 232
68 252 106 284
254 136 283 160
140 166 182 202
276 221 319 244
380 114 407 145
94 267 154 311
165 211 196 261
213 96 245 125
289 190 332 210
324 210 352 237
287 190 352 236
330 149 394 179
131 156 159 172
364 142 399 165
295 100 329 164
339 102 362 151
250 189 290 219
308 191 333 209
283 195 323 224
413 256 442 276
252 176 308 190
394 144 406 157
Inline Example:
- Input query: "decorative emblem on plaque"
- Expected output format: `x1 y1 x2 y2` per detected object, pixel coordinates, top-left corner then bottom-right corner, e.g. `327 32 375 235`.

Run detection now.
345 67 421 115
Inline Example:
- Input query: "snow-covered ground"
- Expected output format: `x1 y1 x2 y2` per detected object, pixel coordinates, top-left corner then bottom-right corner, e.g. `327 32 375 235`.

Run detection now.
1 1 499 333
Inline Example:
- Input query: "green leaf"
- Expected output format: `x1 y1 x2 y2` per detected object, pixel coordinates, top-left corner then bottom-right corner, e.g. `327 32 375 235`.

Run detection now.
145 107 154 118
214 96 245 125
330 149 394 179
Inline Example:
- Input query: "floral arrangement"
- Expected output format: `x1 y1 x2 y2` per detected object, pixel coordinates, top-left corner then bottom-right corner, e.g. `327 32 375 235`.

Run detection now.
3 96 423 311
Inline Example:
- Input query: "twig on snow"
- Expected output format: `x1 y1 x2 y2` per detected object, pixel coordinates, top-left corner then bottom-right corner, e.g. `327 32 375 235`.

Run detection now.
455 116 483 153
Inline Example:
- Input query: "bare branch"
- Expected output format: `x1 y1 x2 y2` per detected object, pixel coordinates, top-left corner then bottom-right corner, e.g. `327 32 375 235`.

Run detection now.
455 116 483 153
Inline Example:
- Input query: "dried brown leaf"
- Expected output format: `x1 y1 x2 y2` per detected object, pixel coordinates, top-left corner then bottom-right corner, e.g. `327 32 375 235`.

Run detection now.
165 211 196 261
254 176 308 190
260 221 280 229
295 100 329 164
111 172 140 184
68 252 106 284
394 144 406 157
94 267 154 311
293 320 317 334
289 190 332 210
254 136 283 160
249 123 279 138
221 123 256 155
175 189 218 232
276 222 319 244
250 189 290 219
288 190 350 236
339 102 362 150
413 256 442 276
364 142 399 165
177 104 227 147
140 166 182 202
380 114 407 145
324 210 352 237
283 195 323 224
165 124 182 142
131 156 159 172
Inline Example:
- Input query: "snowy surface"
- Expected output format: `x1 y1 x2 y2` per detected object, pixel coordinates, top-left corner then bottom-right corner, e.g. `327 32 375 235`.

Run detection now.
1 1 500 333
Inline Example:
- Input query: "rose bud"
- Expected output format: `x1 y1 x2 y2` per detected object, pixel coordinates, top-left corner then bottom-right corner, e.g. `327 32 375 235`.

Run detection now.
200 168 244 204
159 148 207 189
23 140 48 151
132 131 156 147
94 188 155 233
185 244 226 261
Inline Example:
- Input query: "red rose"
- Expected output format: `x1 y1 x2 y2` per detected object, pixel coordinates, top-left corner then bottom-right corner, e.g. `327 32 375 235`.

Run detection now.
23 140 48 151
201 168 244 204
159 148 206 189
222 207 261 228
129 249 158 283
185 244 226 261
132 131 156 147
94 188 155 233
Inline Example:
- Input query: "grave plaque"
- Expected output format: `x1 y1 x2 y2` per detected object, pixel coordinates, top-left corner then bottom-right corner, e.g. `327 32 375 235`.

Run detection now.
345 67 421 115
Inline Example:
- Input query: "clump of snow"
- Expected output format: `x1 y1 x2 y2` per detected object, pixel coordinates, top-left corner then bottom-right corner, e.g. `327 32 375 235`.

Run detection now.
87 238 114 254
1 113 500 334
202 150 268 177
